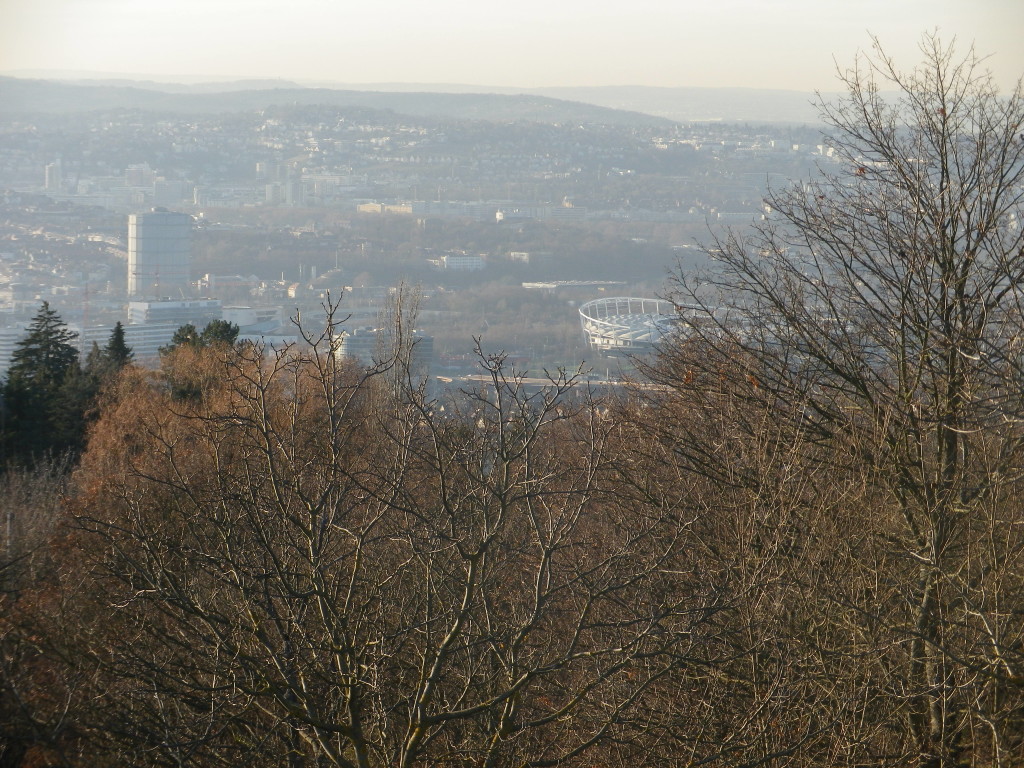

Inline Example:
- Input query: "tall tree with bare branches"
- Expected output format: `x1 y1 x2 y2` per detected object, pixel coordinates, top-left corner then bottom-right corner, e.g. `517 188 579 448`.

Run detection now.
645 35 1024 767
68 299 711 766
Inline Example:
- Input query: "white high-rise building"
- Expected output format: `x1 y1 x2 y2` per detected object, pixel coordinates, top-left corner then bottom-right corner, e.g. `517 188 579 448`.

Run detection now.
127 209 193 298
44 160 62 192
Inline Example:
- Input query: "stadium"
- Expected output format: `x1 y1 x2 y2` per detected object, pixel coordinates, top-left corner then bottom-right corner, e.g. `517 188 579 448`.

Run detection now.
578 296 678 353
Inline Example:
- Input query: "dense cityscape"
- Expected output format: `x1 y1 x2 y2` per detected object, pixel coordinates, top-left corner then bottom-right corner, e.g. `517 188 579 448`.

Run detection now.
0 83 831 376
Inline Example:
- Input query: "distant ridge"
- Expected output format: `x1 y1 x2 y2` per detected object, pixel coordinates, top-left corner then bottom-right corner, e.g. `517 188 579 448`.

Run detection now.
304 82 832 123
0 77 674 127
61 78 307 94
0 75 831 124
533 85 832 124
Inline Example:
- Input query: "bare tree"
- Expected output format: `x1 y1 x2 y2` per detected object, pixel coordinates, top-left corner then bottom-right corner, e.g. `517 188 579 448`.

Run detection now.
70 298 712 766
0 461 83 767
646 34 1024 767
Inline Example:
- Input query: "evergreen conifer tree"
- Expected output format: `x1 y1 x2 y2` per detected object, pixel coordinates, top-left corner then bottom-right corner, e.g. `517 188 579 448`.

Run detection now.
198 319 239 347
103 321 133 370
161 323 198 355
85 322 134 383
2 302 80 462
161 320 239 355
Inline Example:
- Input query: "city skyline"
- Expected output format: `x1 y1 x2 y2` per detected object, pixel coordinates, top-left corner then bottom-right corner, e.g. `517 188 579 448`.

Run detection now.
1 0 1022 93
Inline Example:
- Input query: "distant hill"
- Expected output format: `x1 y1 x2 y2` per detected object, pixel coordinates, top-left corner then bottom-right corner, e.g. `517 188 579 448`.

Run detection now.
0 77 676 127
303 82 833 124
57 77 308 94
533 85 833 124
313 83 834 124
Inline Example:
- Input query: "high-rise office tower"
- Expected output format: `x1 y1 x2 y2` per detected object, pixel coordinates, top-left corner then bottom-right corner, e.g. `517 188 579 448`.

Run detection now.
127 209 192 298
44 160 62 191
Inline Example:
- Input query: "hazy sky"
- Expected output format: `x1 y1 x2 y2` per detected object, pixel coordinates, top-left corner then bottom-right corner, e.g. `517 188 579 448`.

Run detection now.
1 0 1021 92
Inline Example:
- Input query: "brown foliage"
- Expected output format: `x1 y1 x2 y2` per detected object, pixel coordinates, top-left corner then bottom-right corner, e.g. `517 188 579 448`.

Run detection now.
58 307 712 767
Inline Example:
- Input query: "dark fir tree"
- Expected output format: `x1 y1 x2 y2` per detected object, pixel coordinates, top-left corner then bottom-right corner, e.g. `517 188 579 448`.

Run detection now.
160 323 199 355
102 321 133 370
84 321 134 383
198 319 239 347
56 323 138 455
161 320 239 355
2 302 80 462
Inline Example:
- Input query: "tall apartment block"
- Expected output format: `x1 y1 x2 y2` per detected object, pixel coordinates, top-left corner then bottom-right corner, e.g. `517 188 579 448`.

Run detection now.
127 209 193 298
44 160 62 192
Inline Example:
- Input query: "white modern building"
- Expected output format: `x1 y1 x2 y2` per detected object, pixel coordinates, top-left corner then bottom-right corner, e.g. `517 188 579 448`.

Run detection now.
0 325 29 377
428 252 485 271
127 298 222 327
75 323 177 364
44 161 62 192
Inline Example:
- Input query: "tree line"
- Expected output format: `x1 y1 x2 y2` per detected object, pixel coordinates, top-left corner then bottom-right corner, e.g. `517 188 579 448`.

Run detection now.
0 306 240 466
1 306 132 464
2 36 1023 768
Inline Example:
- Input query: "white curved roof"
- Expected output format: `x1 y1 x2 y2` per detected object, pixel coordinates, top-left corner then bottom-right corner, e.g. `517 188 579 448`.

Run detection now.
579 296 676 351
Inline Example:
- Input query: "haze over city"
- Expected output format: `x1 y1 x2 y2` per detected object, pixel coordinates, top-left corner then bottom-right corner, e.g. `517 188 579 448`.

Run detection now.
2 0 1022 92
